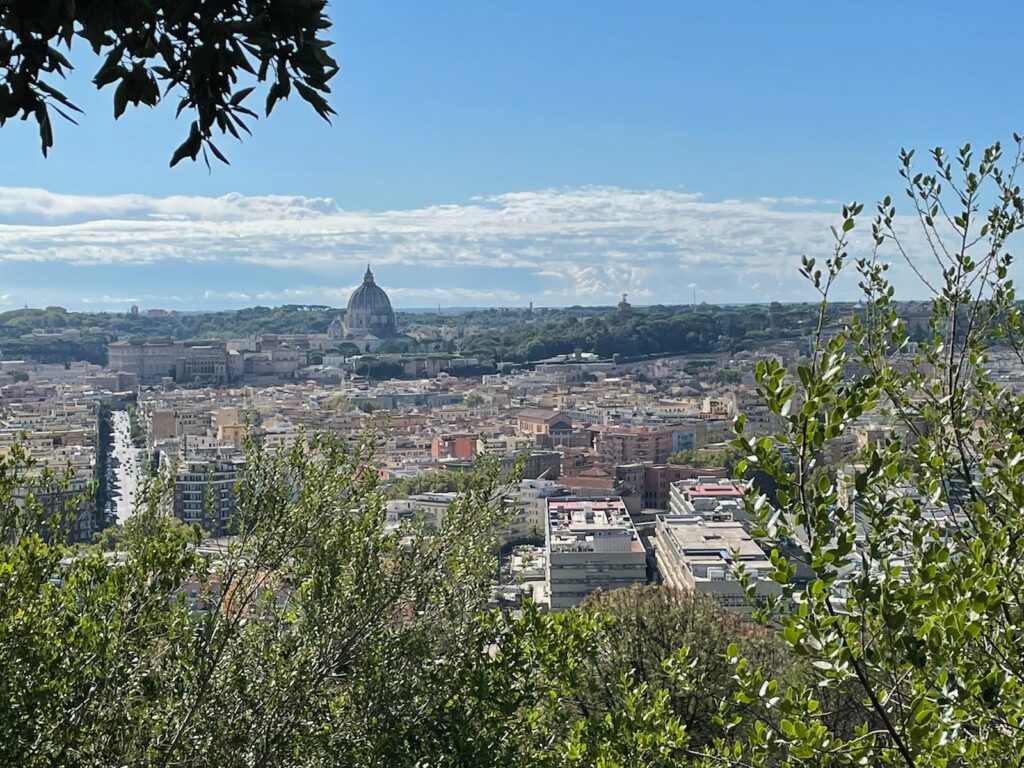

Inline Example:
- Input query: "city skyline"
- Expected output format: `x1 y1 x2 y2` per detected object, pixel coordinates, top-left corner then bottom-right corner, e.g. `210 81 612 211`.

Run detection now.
3 4 1023 760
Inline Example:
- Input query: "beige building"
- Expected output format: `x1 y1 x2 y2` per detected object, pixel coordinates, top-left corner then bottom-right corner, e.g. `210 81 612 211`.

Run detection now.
590 423 702 467
150 410 177 442
108 339 183 384
503 479 570 544
385 492 460 530
653 515 780 614
516 408 573 439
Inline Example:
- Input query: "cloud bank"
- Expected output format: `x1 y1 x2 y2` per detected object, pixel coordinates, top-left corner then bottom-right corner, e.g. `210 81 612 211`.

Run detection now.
0 185 965 309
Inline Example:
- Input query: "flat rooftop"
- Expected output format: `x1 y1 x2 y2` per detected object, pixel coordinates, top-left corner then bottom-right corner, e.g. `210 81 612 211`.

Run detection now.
548 497 644 553
657 514 770 576
677 479 745 498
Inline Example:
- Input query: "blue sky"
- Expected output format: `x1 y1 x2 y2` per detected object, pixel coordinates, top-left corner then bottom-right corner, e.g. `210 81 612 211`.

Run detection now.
1 1 1023 310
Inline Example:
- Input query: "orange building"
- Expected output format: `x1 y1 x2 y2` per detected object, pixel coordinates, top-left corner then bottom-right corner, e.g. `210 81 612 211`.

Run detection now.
431 433 478 460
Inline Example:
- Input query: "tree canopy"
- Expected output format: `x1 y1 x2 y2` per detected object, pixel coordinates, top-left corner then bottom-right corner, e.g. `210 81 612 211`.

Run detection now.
460 303 833 364
0 0 337 165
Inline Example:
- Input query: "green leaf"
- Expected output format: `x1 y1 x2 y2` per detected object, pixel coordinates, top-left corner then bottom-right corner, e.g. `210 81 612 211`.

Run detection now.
113 79 129 118
169 123 202 167
230 87 256 106
207 141 230 165
265 82 282 116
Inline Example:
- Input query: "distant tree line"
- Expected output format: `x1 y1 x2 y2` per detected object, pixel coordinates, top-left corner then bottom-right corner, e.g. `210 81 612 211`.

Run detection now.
459 304 835 363
0 305 338 342
0 303 844 369
383 469 474 499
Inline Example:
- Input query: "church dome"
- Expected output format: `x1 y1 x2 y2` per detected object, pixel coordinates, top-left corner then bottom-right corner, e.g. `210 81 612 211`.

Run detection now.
343 266 397 337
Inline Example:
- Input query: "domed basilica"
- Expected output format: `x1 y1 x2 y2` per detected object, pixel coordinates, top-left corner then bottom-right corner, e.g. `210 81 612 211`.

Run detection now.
328 266 401 352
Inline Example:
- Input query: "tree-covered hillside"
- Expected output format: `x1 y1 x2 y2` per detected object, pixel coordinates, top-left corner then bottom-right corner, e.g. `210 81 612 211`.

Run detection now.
0 302 847 367
0 305 339 340
460 303 838 363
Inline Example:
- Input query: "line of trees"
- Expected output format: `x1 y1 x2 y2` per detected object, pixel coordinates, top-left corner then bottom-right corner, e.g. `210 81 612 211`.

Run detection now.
0 305 340 341
459 304 831 363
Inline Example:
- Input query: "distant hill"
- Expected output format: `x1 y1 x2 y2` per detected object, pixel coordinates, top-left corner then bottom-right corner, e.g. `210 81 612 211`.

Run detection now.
0 301 852 367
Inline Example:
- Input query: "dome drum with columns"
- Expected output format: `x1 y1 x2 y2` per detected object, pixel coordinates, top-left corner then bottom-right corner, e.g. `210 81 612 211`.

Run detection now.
328 266 400 352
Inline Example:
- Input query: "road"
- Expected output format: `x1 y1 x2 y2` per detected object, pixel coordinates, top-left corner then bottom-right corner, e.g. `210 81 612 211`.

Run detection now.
110 410 143 525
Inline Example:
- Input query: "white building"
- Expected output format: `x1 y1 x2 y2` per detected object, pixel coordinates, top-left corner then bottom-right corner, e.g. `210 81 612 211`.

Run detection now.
385 491 460 530
502 478 570 544
545 497 647 610
653 514 780 614
668 477 747 522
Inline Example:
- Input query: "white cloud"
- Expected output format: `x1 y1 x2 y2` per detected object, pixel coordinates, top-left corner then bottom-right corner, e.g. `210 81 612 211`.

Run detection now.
80 295 138 304
251 285 526 306
0 188 339 222
204 290 251 301
0 184 994 305
757 196 837 206
387 286 525 304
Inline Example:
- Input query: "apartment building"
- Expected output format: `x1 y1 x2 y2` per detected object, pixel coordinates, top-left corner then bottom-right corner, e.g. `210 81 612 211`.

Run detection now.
503 479 570 544
385 492 460 530
668 478 747 522
439 449 561 484
590 423 701 467
431 433 477 460
172 451 246 537
653 514 780 613
14 459 97 544
0 398 102 544
545 496 647 610
640 463 727 509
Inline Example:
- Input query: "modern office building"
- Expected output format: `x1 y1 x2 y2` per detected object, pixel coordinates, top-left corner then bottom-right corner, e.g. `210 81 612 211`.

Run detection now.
545 496 647 610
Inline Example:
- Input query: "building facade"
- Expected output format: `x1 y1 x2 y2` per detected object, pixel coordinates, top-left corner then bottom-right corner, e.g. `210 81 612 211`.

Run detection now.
653 514 780 614
591 423 702 467
545 496 647 610
172 452 246 537
108 339 182 384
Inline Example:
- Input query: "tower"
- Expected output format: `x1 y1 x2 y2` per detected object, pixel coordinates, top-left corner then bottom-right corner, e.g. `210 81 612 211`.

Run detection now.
617 293 632 315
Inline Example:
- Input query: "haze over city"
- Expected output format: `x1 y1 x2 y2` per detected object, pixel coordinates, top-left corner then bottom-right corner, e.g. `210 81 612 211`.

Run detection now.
3 1 1023 310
